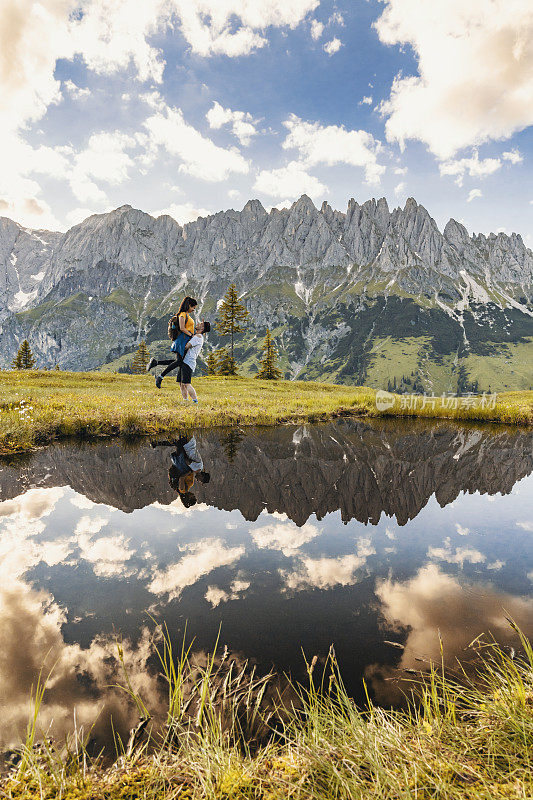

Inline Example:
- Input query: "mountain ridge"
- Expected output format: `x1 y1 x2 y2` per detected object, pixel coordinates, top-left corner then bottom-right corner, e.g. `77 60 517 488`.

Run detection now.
1 196 532 391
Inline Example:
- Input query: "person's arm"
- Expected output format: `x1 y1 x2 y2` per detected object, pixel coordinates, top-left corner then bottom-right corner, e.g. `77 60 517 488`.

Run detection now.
184 334 200 353
178 314 192 335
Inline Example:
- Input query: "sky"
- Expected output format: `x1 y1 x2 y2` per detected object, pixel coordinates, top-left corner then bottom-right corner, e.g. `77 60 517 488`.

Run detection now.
2 0 533 245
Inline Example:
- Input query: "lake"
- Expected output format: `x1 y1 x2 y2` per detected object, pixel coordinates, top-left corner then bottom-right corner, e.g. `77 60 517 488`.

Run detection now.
0 418 532 751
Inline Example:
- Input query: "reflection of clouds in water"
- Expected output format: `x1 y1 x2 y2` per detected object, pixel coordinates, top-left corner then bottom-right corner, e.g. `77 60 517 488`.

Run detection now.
205 579 251 607
251 513 319 556
0 487 65 521
368 564 533 703
149 499 210 517
455 523 470 536
282 537 375 591
0 576 163 750
77 532 135 578
70 494 97 510
283 554 366 591
74 514 108 537
149 538 245 600
427 538 485 567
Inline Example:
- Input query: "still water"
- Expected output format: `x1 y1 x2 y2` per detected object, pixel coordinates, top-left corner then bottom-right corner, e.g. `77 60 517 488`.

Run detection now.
0 418 532 749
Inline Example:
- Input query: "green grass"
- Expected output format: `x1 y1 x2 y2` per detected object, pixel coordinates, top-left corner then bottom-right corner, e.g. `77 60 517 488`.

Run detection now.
0 371 375 454
3 625 533 799
0 371 531 455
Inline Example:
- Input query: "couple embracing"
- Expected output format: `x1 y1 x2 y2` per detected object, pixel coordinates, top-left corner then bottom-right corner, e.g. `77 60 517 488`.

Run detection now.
147 296 211 403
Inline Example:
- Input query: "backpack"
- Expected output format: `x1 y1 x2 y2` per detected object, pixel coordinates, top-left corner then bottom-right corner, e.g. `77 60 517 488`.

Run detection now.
168 313 180 340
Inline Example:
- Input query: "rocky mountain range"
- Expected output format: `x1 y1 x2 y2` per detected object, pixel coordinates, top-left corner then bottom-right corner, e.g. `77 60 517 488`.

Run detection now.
1 196 532 391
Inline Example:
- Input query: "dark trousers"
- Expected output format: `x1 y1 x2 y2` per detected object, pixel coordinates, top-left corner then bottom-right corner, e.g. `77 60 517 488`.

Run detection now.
157 357 182 378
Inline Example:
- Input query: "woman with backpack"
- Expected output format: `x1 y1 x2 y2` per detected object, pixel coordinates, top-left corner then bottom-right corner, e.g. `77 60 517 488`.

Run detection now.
147 296 197 386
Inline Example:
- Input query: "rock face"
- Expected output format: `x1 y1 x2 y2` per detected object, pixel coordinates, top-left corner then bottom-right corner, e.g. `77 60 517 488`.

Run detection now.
0 197 532 390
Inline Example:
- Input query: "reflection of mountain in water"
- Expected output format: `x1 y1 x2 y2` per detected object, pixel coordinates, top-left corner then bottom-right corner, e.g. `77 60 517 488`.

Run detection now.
1 419 532 526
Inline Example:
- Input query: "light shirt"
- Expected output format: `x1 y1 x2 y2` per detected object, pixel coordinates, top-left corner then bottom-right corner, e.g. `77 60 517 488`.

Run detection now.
183 333 204 371
183 436 203 471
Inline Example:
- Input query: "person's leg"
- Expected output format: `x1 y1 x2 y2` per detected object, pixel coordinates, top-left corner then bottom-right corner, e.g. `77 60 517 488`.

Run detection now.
160 357 182 377
185 383 198 402
180 383 188 400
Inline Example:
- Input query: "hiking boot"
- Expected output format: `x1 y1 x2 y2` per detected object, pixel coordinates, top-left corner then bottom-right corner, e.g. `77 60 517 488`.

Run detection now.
155 375 162 389
147 357 157 371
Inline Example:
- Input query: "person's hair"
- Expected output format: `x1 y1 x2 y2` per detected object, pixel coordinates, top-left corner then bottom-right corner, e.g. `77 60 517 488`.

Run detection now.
179 491 197 508
198 471 210 483
202 321 211 333
178 296 198 314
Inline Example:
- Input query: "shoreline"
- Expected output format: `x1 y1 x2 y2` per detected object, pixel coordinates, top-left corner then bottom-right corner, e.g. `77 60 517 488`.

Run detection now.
0 372 531 455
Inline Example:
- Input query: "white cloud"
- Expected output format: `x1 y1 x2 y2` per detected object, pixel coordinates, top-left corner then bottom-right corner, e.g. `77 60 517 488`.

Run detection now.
502 148 523 164
254 160 327 200
171 0 319 57
69 131 136 203
251 518 319 557
323 37 342 55
66 208 96 226
394 166 408 175
63 79 90 100
0 0 316 229
206 101 257 146
359 95 373 105
455 523 470 536
376 0 533 159
228 189 241 200
310 19 324 40
0 487 64 521
74 515 108 538
328 11 345 26
467 188 482 202
282 114 385 184
394 181 406 196
517 520 533 531
148 538 245 600
204 579 250 607
77 531 135 577
427 537 485 567
284 553 366 591
70 494 96 509
439 151 502 186
151 202 210 224
144 104 249 181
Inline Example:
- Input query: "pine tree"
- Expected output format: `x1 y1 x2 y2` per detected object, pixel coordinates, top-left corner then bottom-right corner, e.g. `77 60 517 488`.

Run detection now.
217 346 237 376
131 341 150 374
220 428 244 462
216 283 249 368
12 340 36 369
256 328 282 380
206 350 221 375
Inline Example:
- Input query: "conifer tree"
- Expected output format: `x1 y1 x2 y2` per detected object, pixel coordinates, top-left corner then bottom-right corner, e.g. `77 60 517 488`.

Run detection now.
131 341 150 374
216 283 249 366
12 340 36 370
256 328 282 380
206 350 221 375
216 346 237 376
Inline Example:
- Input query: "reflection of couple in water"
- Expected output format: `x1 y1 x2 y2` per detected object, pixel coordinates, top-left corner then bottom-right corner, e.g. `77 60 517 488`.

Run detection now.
147 296 210 403
152 435 210 508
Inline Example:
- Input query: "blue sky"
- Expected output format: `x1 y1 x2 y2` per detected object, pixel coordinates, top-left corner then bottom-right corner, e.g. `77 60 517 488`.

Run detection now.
2 0 533 244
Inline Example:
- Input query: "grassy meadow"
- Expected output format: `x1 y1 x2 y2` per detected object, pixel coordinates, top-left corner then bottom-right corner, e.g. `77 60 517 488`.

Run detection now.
2 627 533 800
0 371 532 454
